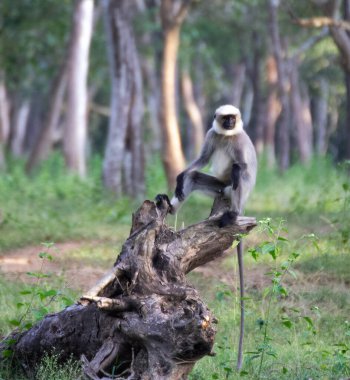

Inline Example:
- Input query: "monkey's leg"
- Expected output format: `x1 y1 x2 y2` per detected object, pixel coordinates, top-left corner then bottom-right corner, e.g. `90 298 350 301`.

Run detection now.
171 171 226 213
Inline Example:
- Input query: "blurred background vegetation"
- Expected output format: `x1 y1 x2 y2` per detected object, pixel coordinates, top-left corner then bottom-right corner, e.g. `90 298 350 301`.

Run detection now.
0 0 350 379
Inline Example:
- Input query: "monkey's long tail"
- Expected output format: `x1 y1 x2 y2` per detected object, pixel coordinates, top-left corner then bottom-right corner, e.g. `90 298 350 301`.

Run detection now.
236 240 244 371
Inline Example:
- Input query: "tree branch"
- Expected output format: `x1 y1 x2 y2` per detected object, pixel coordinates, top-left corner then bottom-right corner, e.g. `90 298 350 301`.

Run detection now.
292 16 350 31
291 28 329 59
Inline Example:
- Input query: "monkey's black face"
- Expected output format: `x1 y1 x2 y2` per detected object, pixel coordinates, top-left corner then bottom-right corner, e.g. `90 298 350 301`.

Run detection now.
221 114 236 130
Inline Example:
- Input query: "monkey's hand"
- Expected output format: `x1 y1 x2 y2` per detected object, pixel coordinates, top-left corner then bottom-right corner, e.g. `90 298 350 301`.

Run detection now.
174 172 186 201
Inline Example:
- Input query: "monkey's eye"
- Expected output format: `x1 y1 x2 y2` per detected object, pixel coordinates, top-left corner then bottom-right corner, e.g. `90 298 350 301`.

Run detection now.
223 115 235 121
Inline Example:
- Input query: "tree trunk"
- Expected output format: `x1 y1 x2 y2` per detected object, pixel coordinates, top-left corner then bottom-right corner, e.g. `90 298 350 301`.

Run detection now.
26 60 68 173
344 70 350 159
181 70 204 157
10 99 31 158
0 74 10 169
268 0 291 171
139 0 163 159
231 63 246 108
23 95 45 157
64 0 94 178
290 60 313 164
241 82 253 128
313 78 329 156
193 55 208 124
142 58 162 156
248 32 264 154
102 0 144 198
324 0 350 160
1 195 256 380
160 0 189 189
345 0 350 160
264 55 280 167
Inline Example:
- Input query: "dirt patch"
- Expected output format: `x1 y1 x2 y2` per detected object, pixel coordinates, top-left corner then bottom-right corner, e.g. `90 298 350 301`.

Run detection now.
0 241 271 293
0 241 108 291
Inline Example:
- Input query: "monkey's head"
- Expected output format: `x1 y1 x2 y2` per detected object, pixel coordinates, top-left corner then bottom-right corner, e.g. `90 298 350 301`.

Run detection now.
213 104 243 136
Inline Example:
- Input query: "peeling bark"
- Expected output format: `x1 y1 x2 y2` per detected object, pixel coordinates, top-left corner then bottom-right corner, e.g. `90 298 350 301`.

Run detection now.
1 196 256 379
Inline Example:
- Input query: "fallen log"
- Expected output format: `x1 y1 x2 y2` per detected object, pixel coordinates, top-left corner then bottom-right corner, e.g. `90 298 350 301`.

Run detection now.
0 195 256 379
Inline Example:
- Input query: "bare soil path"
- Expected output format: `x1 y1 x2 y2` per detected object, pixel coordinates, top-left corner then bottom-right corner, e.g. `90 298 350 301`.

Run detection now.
0 241 109 291
0 239 270 292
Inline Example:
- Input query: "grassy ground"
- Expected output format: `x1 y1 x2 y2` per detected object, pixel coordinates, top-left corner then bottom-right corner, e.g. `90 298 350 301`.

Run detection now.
0 156 349 379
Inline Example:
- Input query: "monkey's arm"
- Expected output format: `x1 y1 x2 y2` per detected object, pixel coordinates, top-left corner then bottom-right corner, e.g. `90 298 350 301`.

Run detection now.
230 141 256 215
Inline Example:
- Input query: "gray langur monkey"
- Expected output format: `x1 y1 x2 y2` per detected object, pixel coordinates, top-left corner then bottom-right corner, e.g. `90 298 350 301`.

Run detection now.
170 104 257 370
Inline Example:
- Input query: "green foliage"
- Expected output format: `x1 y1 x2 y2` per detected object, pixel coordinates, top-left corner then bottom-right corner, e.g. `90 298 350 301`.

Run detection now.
189 218 350 379
0 156 349 379
0 154 134 251
0 0 73 94
0 246 77 338
188 158 350 379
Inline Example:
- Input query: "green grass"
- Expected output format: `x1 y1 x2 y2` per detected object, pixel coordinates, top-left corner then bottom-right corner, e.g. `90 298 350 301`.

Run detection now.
0 354 81 380
188 265 350 379
0 274 78 337
0 155 349 379
0 155 137 251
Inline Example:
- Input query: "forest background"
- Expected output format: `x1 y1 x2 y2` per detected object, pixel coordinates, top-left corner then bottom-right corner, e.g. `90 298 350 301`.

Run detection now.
0 0 350 379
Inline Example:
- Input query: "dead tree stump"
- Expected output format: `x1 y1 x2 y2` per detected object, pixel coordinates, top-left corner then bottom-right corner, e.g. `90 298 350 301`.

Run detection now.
0 195 256 380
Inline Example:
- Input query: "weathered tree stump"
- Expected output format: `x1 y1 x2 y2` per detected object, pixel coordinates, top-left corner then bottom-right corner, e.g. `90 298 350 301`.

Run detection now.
0 195 256 380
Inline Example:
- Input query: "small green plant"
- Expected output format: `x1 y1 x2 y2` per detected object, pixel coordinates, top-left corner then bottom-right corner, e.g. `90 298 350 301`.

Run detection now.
35 353 81 380
1 243 75 359
246 218 318 378
8 243 74 330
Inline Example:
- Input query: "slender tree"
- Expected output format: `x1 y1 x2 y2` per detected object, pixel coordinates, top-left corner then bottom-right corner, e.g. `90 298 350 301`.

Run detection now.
160 0 191 189
264 55 280 167
26 64 67 173
290 59 313 163
247 31 264 154
102 0 144 197
0 73 10 169
64 0 94 178
10 98 30 157
268 0 291 171
313 78 329 155
231 62 247 108
181 69 204 157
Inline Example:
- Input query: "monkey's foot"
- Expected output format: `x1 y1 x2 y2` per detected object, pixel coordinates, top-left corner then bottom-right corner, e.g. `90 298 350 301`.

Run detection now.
155 193 174 214
218 211 238 227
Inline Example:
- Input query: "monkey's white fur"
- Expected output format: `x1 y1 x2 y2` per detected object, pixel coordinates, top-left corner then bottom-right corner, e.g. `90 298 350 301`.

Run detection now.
213 104 243 136
171 104 256 215
170 105 257 372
